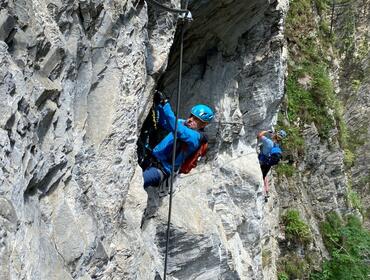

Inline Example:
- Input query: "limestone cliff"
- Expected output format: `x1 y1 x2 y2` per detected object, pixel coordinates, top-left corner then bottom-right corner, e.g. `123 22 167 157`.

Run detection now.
1 0 368 279
269 0 370 279
339 0 370 228
0 0 289 279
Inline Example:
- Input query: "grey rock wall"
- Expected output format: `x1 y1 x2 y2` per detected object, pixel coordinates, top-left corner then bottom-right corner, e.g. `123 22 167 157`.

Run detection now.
345 80 370 227
274 123 348 263
145 0 289 279
341 0 370 228
0 0 177 279
0 0 289 279
269 0 370 275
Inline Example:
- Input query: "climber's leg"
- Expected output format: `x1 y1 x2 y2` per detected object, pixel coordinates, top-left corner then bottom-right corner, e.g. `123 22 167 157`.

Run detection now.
143 167 164 188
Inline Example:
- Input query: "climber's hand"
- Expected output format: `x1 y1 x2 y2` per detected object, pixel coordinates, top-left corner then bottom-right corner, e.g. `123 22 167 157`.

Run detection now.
154 90 168 105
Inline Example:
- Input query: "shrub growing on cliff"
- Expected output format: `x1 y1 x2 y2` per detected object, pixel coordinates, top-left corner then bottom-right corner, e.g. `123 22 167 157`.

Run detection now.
284 0 350 146
278 254 310 280
311 213 370 280
347 189 364 214
277 272 289 280
276 118 305 158
286 63 337 140
282 209 312 244
276 163 295 177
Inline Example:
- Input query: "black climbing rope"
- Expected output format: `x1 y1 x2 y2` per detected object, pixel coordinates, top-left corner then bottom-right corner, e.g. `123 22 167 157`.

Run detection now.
145 1 191 279
163 2 190 278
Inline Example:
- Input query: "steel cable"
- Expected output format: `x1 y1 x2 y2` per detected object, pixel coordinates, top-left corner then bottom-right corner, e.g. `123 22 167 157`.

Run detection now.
162 1 190 279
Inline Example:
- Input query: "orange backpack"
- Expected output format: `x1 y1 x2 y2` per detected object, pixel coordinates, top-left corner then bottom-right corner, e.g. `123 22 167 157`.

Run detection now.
179 137 208 174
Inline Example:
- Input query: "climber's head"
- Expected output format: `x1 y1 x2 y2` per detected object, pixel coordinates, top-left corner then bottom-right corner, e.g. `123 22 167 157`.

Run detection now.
186 104 214 130
274 129 287 141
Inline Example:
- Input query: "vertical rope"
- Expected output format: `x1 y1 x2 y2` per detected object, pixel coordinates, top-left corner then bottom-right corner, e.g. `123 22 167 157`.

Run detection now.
163 2 189 278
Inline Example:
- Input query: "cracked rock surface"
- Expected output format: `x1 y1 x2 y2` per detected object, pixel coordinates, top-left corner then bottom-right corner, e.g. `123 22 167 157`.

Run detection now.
0 0 289 279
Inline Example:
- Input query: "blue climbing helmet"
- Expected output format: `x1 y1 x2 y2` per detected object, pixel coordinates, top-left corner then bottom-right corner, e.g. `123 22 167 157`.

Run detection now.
276 129 287 139
191 104 214 123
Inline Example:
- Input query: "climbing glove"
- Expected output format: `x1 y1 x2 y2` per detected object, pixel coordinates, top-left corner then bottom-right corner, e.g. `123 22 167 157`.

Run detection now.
154 90 169 105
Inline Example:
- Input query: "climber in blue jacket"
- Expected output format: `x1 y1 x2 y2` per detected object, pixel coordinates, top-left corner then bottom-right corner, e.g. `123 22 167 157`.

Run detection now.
258 129 287 178
143 91 214 188
257 129 287 201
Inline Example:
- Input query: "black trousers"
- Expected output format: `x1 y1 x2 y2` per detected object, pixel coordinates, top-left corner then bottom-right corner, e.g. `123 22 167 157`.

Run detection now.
260 165 271 179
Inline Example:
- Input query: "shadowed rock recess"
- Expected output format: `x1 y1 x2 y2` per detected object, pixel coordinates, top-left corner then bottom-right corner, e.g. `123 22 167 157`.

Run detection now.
0 0 288 279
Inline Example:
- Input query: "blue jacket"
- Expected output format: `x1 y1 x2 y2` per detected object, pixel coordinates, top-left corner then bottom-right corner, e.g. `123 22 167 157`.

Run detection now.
258 136 282 166
260 136 274 156
152 103 202 175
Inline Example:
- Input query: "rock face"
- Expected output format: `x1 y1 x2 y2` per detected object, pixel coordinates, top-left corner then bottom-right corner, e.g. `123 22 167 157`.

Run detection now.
345 80 370 227
271 123 349 269
340 0 370 228
267 0 370 278
0 0 290 279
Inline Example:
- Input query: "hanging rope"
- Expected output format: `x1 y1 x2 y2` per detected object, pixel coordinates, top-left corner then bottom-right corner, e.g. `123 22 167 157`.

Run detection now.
163 0 190 276
145 1 191 279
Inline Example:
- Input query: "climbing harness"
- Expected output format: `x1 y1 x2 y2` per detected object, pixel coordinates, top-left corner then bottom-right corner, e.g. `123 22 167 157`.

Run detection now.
138 107 159 169
258 143 282 167
152 107 158 130
146 1 192 279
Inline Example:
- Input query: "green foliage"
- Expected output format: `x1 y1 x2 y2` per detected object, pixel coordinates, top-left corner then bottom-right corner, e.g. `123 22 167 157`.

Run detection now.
312 213 370 279
334 1 356 55
347 190 364 213
279 254 310 280
343 148 355 168
351 79 362 92
283 0 352 151
320 213 343 252
277 118 305 157
276 163 295 177
310 264 333 280
357 36 369 63
318 19 330 37
282 209 312 244
336 2 367 88
315 0 332 48
285 0 313 36
313 0 330 14
281 0 352 165
286 64 336 139
277 272 289 280
283 2 370 278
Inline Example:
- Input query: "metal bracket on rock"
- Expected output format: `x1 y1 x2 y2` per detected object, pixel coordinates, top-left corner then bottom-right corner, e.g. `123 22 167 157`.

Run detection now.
178 11 193 21
146 0 193 21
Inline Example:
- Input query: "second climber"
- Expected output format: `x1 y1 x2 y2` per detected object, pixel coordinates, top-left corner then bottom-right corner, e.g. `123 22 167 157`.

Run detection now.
257 129 287 201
